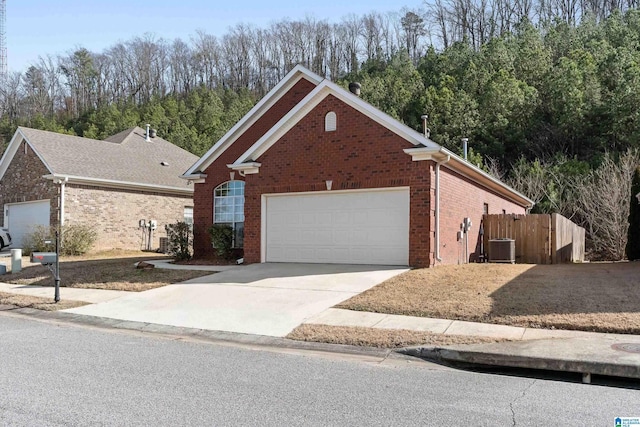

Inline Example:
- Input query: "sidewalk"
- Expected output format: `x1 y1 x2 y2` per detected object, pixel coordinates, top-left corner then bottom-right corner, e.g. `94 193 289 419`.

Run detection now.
305 308 640 382
305 308 606 340
0 283 130 304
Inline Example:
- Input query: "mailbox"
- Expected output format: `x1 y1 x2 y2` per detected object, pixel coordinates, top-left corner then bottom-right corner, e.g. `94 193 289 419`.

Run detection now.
31 252 58 264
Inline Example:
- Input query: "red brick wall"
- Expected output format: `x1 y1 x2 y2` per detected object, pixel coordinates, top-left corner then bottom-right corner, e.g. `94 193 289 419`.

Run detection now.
242 94 432 267
193 77 317 257
194 83 528 267
436 167 526 264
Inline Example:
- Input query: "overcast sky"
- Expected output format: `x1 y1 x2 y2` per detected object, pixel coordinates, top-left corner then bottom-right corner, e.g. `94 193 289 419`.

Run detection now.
6 0 422 72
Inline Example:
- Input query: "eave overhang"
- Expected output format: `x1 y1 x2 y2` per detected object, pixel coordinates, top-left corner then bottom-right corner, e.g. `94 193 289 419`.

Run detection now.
43 174 194 196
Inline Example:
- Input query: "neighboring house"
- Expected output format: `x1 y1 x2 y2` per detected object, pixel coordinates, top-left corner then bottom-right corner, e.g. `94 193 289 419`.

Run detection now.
0 126 198 251
182 65 534 267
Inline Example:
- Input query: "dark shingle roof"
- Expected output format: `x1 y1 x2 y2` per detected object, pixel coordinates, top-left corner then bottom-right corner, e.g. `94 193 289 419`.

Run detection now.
18 126 198 190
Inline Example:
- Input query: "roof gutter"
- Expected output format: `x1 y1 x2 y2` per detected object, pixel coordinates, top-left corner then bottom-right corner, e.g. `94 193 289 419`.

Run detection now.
405 146 534 208
43 174 193 196
180 172 208 184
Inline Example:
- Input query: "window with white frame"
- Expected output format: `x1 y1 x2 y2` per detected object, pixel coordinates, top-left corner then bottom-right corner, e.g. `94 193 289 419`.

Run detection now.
184 206 193 230
325 111 337 132
213 181 244 248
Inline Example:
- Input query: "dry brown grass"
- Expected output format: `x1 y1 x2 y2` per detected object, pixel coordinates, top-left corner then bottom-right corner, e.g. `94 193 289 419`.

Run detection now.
338 262 640 334
287 324 506 348
0 292 88 311
1 254 212 292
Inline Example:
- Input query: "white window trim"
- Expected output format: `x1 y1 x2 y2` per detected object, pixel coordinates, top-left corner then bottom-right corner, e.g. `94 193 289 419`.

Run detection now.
213 181 245 248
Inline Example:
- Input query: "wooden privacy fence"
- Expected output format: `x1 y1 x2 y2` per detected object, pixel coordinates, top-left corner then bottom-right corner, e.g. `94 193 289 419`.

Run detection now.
482 214 585 264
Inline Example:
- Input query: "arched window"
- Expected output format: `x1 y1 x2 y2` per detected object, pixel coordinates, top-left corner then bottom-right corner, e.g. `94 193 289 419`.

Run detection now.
325 111 337 132
213 181 245 248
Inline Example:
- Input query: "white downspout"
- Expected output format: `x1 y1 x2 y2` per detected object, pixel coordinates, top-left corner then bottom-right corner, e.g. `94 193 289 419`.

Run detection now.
435 155 450 264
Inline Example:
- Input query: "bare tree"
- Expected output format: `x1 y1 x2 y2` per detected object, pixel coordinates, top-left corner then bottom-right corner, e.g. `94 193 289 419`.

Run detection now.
485 156 506 181
508 157 548 208
168 39 195 95
429 0 452 48
35 55 63 119
575 149 640 260
361 12 384 62
0 71 24 123
339 14 363 75
192 30 222 90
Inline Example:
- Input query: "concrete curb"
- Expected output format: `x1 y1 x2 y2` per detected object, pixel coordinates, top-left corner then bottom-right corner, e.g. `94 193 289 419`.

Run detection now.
6 303 640 383
140 259 236 272
400 343 640 382
0 306 403 361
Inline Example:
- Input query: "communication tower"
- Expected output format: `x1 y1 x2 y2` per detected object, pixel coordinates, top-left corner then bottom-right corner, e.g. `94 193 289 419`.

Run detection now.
0 0 6 84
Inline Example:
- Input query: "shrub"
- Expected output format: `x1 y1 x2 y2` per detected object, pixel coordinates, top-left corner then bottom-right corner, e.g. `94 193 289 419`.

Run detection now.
165 221 192 261
627 166 640 260
22 224 97 256
21 225 55 255
208 224 234 259
62 224 98 255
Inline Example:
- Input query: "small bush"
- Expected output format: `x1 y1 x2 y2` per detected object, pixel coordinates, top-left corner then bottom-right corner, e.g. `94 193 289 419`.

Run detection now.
62 224 98 255
22 225 55 255
165 221 192 261
208 224 234 259
22 224 97 256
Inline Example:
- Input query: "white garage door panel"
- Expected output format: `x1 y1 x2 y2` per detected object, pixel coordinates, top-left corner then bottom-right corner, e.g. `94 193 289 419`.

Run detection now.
266 189 409 265
5 200 51 248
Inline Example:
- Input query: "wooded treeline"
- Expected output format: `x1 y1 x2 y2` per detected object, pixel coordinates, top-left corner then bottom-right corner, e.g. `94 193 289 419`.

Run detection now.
1 0 640 259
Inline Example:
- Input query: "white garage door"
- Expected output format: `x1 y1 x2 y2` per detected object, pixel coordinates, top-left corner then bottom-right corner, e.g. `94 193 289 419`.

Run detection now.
5 200 51 248
265 188 409 265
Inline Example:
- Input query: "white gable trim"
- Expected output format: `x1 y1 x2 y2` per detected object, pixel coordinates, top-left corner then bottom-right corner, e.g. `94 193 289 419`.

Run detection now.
182 65 324 179
232 79 440 165
212 64 531 209
0 128 54 181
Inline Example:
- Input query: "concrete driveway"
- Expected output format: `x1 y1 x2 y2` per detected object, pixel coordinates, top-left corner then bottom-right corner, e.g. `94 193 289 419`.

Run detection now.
63 263 408 337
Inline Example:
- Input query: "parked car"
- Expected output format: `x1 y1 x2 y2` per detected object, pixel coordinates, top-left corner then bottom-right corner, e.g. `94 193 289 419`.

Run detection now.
0 228 12 250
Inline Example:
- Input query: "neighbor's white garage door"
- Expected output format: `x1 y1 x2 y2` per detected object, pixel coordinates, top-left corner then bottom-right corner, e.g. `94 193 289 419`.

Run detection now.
5 200 51 248
265 189 409 265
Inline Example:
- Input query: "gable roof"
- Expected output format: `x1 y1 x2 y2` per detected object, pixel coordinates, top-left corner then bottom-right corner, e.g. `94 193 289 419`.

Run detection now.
0 126 198 194
182 65 324 178
184 64 534 208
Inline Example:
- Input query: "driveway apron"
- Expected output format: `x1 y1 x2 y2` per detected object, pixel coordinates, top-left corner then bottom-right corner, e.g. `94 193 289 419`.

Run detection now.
62 263 408 337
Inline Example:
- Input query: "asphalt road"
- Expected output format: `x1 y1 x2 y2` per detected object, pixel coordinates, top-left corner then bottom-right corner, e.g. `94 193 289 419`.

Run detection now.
0 314 638 426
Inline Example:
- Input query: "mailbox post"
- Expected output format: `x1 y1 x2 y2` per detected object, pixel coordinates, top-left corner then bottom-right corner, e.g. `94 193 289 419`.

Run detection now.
30 231 61 302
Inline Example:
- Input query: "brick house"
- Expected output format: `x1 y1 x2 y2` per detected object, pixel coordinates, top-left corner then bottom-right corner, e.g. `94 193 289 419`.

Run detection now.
182 65 534 267
0 126 198 251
